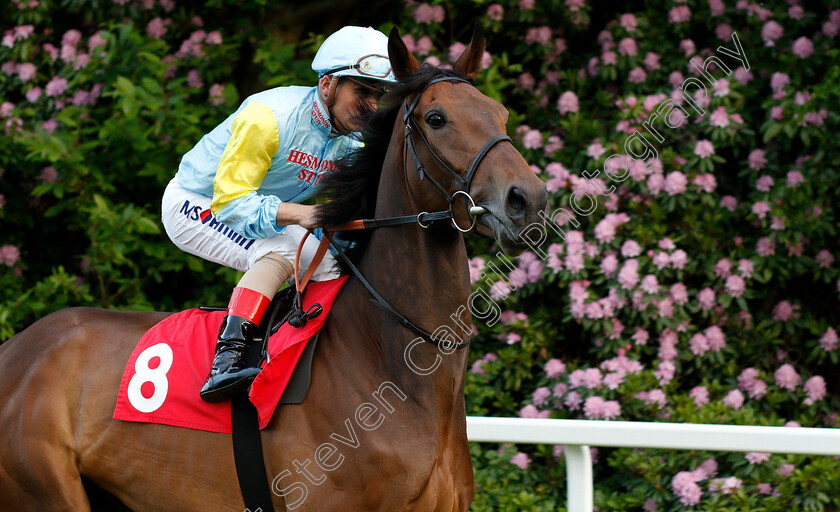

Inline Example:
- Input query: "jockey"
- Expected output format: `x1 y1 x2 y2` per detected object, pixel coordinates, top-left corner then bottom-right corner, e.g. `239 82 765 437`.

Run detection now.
161 26 396 403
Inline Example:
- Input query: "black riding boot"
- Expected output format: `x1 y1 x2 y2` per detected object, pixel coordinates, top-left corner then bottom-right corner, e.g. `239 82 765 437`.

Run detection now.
199 314 262 403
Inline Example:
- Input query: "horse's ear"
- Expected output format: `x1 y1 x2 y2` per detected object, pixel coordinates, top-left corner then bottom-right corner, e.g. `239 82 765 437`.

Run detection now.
453 21 486 80
388 26 421 82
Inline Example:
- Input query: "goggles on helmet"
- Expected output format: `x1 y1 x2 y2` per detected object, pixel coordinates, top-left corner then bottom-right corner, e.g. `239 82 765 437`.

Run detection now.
325 54 392 79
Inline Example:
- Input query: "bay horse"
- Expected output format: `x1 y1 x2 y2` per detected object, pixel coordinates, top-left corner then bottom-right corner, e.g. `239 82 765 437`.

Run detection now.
0 26 547 511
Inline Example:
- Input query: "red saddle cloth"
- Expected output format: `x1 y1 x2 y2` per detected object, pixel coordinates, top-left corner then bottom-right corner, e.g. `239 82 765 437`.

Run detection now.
113 276 348 433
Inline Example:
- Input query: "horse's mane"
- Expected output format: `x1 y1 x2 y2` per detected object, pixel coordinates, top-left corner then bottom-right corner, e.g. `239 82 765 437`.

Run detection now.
314 65 471 262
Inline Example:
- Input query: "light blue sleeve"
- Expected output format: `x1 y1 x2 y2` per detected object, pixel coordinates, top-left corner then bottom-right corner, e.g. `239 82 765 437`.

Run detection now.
215 192 285 238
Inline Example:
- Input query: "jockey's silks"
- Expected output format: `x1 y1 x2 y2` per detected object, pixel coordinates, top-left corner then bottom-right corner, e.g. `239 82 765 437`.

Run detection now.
175 86 362 239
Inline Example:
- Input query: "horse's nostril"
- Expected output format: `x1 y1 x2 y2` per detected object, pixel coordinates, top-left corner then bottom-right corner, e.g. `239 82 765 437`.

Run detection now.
505 186 527 219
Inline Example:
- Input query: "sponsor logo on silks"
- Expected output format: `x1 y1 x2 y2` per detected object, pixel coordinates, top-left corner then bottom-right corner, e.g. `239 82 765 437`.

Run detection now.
312 100 331 130
179 200 255 250
287 149 338 186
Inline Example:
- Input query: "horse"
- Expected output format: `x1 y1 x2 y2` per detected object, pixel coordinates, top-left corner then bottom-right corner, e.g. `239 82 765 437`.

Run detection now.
0 25 547 511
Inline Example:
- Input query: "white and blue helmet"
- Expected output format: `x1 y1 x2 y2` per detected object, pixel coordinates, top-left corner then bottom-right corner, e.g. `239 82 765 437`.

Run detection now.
311 26 397 84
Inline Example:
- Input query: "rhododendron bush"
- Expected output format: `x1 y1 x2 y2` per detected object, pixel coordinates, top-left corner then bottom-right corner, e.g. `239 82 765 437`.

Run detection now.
399 0 839 509
2 0 840 510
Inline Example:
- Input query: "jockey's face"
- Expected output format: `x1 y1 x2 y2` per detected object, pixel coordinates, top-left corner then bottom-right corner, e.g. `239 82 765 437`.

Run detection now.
319 75 386 134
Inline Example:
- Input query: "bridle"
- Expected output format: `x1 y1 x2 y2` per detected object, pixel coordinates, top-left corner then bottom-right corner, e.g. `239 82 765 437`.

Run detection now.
401 76 512 232
291 75 513 350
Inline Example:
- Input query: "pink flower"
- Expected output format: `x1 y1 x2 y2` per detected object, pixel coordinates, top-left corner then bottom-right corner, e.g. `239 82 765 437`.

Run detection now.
187 69 203 88
16 62 36 82
415 36 432 56
521 129 542 149
657 298 674 318
644 52 660 71
413 3 445 24
705 326 726 351
25 87 41 102
789 5 805 19
45 76 68 97
751 201 771 219
709 0 725 16
771 72 790 93
618 37 638 56
772 300 798 322
519 0 534 9
647 173 664 194
786 170 804 187
746 452 771 464
820 328 838 351
738 259 754 278
532 387 551 407
525 26 552 46
748 149 767 170
694 140 714 158
652 251 670 270
664 171 687 195
205 31 222 45
690 386 709 406
756 175 774 192
724 275 745 298
804 376 826 405
669 5 691 23
723 389 744 409
510 452 531 469
618 259 639 290
38 166 58 183
762 21 784 46
669 283 688 306
689 333 710 356
88 31 108 51
671 471 702 506
670 249 688 269
779 464 796 477
632 328 649 346
147 18 168 38
697 288 715 310
621 240 641 257
689 172 715 193
620 13 637 32
487 4 504 21
640 275 659 294
583 396 606 419
720 196 737 211
757 236 776 257
792 37 814 59
61 29 81 47
709 107 729 128
448 42 466 62
565 0 584 12
517 73 535 90
564 391 582 410
714 258 732 278
775 364 801 391
816 250 835 268
0 245 21 266
557 91 579 115
545 358 566 378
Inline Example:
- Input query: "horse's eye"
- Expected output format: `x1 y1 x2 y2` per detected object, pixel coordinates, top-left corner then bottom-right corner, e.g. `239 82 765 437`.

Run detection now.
425 112 446 129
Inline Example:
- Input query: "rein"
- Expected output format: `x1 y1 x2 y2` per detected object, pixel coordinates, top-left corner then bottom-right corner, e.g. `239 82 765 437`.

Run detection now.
290 76 514 350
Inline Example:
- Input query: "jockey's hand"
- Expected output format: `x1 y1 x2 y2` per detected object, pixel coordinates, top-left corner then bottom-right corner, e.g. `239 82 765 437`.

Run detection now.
276 203 319 231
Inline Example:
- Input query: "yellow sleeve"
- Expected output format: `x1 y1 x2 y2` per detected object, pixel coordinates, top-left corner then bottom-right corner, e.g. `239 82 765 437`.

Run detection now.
210 102 280 214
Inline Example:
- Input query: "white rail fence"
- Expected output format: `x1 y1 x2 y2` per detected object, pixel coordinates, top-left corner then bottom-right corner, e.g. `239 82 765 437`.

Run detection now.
465 417 840 512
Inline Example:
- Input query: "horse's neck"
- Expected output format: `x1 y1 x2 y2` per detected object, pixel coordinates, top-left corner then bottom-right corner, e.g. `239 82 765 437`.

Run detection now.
353 126 471 409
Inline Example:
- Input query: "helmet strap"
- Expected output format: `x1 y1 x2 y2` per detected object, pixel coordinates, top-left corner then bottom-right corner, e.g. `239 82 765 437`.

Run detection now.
325 76 339 107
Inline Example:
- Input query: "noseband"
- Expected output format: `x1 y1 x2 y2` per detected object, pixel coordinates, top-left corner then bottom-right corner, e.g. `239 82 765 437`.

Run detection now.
402 76 512 232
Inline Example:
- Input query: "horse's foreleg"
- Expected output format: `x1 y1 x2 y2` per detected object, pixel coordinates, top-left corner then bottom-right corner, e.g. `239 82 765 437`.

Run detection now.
0 445 91 512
